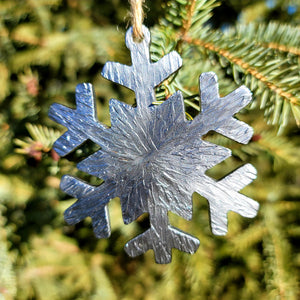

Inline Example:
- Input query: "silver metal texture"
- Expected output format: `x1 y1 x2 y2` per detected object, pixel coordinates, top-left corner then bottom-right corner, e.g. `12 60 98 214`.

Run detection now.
49 25 259 264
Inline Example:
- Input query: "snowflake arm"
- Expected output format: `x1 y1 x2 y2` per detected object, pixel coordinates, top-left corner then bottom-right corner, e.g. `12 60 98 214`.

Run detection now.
48 83 107 156
195 164 258 235
49 84 115 238
101 26 182 109
191 72 253 144
182 73 259 235
61 175 116 238
125 206 200 264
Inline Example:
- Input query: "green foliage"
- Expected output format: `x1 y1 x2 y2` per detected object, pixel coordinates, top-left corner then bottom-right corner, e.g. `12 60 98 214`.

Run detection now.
152 0 300 130
0 0 299 299
14 123 61 161
0 201 16 300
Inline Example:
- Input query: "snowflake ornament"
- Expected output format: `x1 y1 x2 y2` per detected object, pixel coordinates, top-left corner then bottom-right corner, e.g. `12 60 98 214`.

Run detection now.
49 26 259 264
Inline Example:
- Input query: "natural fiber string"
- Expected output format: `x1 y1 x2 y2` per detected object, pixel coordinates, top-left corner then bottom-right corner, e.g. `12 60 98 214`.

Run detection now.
129 0 145 41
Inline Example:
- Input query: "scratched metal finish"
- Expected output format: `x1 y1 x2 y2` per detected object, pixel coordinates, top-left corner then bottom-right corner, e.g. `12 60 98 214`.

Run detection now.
102 26 182 110
49 26 259 264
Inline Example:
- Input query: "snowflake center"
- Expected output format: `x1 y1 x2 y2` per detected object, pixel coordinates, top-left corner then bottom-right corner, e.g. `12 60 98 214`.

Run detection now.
142 149 158 165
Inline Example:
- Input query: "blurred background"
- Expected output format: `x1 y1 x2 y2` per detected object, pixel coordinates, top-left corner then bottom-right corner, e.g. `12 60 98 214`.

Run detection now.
0 0 299 299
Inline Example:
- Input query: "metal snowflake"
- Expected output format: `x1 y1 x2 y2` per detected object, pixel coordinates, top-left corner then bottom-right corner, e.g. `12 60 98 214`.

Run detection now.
49 26 259 264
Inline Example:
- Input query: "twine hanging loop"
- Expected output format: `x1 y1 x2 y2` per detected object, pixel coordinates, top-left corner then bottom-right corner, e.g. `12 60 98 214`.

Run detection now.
129 0 145 41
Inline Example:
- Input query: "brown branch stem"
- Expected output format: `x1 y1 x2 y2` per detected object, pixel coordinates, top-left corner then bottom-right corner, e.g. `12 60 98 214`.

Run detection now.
264 42 300 56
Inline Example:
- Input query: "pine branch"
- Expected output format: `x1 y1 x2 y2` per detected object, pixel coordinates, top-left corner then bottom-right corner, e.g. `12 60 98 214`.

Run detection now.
155 2 300 129
250 131 300 169
263 204 298 299
229 22 300 56
181 31 300 128
14 123 61 160
229 223 267 254
163 0 220 48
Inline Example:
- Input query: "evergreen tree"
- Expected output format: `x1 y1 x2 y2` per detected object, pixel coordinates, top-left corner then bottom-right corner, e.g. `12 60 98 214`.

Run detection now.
0 0 299 299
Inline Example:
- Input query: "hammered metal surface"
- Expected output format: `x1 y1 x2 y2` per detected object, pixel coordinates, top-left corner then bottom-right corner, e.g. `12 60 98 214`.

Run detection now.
49 26 259 264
